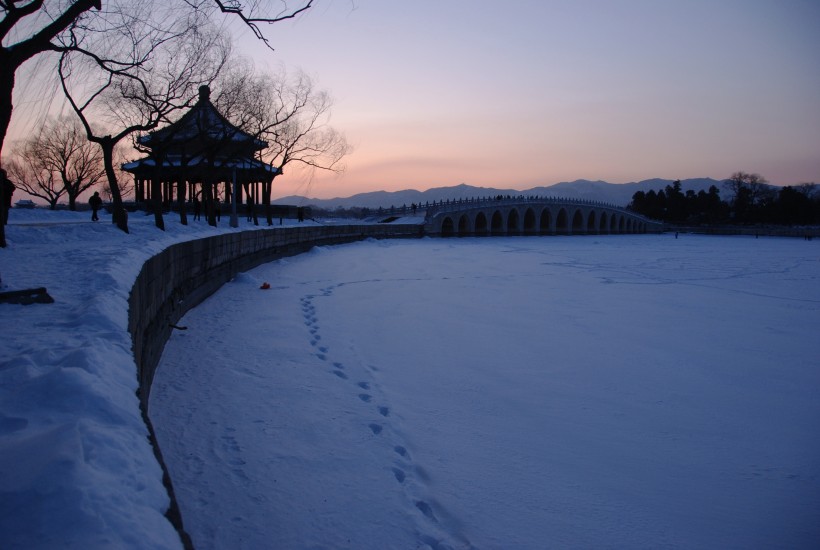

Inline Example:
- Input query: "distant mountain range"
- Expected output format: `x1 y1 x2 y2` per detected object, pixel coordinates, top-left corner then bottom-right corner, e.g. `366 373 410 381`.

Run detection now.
276 178 727 210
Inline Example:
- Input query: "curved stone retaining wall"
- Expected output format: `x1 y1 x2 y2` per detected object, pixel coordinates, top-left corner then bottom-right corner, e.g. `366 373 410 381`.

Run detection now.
129 223 422 406
127 223 422 548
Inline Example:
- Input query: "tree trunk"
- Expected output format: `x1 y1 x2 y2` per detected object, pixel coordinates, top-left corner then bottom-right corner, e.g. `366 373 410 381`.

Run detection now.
152 179 165 231
0 196 6 248
0 66 14 248
101 139 129 233
0 62 15 165
152 151 165 230
264 179 273 226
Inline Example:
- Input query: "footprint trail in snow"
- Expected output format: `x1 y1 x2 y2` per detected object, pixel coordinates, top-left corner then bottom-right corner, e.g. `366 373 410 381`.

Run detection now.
300 283 476 550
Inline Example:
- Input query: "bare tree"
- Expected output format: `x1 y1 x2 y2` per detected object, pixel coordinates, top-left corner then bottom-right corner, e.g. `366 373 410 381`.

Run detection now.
213 66 351 225
0 0 314 159
0 0 102 246
57 4 230 231
0 0 102 162
12 116 106 210
725 171 769 204
4 156 66 209
724 171 775 222
1 0 314 245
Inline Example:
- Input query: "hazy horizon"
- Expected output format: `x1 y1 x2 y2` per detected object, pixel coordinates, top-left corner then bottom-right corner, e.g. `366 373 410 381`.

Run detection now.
271 175 724 202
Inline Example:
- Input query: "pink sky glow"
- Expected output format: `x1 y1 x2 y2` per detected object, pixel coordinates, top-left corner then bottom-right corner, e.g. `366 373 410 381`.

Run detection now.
252 0 820 199
7 1 820 201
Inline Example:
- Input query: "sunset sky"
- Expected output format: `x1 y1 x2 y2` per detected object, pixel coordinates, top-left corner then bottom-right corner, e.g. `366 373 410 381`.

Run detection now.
7 1 820 201
239 0 820 199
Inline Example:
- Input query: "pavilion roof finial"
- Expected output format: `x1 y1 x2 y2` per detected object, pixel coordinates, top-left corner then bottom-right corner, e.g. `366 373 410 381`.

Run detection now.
199 85 211 103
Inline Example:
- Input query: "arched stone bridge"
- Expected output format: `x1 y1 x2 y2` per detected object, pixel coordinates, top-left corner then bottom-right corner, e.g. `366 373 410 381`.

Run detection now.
423 196 662 237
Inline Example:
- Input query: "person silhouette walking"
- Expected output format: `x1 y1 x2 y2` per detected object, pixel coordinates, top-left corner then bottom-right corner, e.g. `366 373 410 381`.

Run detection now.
89 191 103 221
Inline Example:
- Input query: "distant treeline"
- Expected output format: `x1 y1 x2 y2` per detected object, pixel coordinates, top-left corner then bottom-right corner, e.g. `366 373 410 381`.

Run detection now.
628 173 819 226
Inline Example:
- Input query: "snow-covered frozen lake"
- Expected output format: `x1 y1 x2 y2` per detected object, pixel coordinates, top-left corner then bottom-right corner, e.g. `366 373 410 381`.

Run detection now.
150 235 820 549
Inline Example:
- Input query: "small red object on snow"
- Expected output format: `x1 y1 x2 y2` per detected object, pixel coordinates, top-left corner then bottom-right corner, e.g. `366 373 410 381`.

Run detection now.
260 282 271 290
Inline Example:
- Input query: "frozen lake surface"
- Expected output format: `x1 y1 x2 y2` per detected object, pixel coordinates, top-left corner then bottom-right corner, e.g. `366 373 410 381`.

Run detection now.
150 235 820 549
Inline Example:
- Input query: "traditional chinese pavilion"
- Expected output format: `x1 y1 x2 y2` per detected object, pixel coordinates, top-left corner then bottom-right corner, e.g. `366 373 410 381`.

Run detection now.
122 85 278 225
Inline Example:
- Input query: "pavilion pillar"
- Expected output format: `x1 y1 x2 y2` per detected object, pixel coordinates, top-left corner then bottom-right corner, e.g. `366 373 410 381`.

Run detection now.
204 159 217 226
177 179 188 225
230 167 238 228
250 181 259 225
151 151 165 230
203 180 214 226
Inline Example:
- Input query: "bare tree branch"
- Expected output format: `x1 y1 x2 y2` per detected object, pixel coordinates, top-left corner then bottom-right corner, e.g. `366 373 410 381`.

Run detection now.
212 64 351 225
58 2 230 232
212 0 313 49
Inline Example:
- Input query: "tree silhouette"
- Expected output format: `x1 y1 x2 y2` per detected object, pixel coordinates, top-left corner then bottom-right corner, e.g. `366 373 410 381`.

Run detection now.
7 117 106 210
212 65 351 226
57 7 229 232
0 0 314 246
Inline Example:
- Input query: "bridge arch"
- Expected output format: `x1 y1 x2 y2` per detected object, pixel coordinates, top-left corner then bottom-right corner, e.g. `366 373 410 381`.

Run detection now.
457 214 471 236
539 208 552 234
556 208 568 234
599 211 608 234
507 209 520 235
571 209 584 234
587 211 597 234
523 208 536 235
441 216 455 237
491 210 504 236
475 212 488 235
424 197 661 236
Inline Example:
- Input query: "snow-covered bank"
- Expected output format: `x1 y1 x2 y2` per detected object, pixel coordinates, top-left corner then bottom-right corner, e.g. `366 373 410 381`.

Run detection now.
151 235 820 549
0 209 326 549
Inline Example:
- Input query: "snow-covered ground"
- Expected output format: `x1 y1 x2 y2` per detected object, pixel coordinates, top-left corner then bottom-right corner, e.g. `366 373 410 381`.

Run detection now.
2 207 819 549
0 208 325 549
149 235 820 549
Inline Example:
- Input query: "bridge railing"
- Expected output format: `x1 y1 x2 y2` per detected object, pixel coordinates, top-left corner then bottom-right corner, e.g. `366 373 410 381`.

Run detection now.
421 195 625 219
371 195 659 225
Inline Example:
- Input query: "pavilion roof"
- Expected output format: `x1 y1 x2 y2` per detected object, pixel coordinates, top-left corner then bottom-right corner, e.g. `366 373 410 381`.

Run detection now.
121 153 279 182
138 85 267 153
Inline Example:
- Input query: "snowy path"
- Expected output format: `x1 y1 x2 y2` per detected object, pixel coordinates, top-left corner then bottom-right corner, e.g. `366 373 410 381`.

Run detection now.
150 235 820 549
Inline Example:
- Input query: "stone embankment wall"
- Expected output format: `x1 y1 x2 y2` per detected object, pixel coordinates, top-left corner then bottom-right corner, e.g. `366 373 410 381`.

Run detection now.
127 223 422 548
129 223 423 407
